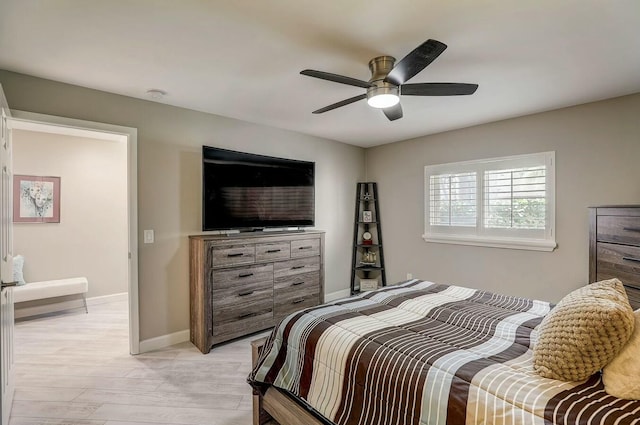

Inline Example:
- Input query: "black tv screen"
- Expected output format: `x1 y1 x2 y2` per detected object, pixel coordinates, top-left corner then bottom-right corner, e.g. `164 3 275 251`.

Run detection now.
202 146 315 231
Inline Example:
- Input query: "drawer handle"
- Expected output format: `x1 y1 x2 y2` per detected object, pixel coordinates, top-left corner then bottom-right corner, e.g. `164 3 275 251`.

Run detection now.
292 265 306 270
238 272 254 278
238 312 258 319
623 256 640 263
238 290 255 297
298 246 312 250
623 227 640 233
292 281 304 286
266 249 281 253
292 298 305 304
227 253 244 258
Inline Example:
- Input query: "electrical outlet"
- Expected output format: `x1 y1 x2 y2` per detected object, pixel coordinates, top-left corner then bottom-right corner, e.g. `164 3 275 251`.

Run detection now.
144 229 154 244
407 273 413 280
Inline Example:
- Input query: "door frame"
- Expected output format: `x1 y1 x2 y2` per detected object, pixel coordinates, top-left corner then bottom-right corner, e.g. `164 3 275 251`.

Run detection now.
8 110 140 354
0 83 15 425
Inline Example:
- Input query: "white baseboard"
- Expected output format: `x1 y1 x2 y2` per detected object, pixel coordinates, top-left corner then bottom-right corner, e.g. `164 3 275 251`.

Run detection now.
139 329 190 353
325 288 351 302
87 292 128 306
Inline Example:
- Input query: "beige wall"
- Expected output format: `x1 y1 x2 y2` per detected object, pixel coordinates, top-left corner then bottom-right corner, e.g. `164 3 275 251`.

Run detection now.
0 70 365 342
12 129 128 298
366 93 640 303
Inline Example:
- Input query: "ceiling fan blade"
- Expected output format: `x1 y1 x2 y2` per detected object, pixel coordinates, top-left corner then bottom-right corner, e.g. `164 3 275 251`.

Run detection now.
384 39 447 86
312 94 367 114
301 70 373 89
383 103 403 121
401 83 478 96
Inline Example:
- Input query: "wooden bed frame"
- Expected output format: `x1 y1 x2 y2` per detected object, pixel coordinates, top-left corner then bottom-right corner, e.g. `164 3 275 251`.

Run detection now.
251 338 325 425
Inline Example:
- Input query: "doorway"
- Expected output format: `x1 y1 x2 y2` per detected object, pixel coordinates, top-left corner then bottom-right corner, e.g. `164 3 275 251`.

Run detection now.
7 111 139 354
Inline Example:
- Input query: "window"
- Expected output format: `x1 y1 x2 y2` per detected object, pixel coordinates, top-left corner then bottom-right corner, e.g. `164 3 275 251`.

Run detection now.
424 152 556 251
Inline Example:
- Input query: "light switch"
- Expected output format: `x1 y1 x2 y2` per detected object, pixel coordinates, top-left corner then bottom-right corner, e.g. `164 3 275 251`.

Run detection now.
144 229 154 244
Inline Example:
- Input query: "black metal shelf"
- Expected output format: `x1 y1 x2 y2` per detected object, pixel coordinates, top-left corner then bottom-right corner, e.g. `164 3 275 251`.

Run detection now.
350 182 386 295
355 266 384 271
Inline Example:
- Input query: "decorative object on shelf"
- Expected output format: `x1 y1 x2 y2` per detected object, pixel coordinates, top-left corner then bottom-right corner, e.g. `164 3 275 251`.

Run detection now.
351 182 386 295
360 279 379 291
361 251 377 265
13 175 61 223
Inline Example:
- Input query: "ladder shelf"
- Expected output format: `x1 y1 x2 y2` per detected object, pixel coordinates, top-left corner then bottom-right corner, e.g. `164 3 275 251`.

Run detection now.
350 182 387 295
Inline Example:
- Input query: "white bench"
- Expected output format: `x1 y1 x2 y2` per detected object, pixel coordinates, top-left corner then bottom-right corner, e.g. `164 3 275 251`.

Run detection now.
13 277 89 316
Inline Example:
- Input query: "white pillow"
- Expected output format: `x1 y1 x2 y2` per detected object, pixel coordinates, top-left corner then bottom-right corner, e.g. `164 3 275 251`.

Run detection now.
12 254 26 285
603 309 640 400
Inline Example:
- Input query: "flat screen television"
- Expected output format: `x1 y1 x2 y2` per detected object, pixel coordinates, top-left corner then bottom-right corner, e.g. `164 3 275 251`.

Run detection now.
202 146 315 231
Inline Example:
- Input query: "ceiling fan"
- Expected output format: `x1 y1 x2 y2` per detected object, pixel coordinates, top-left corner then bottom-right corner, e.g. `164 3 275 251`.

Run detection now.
301 39 478 121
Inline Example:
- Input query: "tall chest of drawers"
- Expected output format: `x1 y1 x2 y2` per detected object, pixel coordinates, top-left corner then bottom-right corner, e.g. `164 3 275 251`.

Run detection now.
189 231 324 353
589 206 640 309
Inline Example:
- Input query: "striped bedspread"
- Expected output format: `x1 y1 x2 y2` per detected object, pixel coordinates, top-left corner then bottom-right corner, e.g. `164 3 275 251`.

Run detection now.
249 280 640 425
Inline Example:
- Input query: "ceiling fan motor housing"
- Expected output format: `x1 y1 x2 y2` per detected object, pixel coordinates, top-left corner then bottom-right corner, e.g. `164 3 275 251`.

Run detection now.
367 56 399 106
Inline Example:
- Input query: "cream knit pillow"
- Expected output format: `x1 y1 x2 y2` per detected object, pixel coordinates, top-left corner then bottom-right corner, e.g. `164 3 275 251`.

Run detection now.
533 279 635 382
602 309 640 399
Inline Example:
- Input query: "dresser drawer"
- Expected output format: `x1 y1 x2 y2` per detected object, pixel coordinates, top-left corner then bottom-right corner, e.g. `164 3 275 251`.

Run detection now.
274 256 320 279
256 242 291 262
212 281 273 322
211 309 274 343
274 290 320 319
291 238 320 258
596 216 640 246
274 271 320 291
209 243 255 268
596 242 640 288
211 263 273 290
624 285 640 310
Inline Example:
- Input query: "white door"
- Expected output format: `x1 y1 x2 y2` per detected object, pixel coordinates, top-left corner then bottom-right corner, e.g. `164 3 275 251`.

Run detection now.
0 83 15 425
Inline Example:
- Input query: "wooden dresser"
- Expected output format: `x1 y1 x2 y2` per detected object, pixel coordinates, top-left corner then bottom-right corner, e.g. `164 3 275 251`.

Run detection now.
589 206 640 309
189 231 324 353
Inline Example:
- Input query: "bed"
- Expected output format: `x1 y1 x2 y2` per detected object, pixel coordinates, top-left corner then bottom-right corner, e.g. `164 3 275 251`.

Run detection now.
248 279 640 425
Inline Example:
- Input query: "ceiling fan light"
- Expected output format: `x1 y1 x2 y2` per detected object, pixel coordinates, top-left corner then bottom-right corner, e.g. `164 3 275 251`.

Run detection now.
366 84 400 109
367 93 400 109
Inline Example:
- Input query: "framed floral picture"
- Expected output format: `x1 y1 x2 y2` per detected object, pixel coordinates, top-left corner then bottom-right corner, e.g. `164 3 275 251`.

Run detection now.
13 175 61 223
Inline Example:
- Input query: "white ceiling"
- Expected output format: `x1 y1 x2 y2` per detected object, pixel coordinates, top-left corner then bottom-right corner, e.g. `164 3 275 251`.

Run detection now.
1 1 639 148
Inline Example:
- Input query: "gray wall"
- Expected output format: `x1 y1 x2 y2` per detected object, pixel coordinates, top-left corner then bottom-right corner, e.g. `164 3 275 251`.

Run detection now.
366 93 640 303
12 129 128 298
4 68 639 341
0 70 365 342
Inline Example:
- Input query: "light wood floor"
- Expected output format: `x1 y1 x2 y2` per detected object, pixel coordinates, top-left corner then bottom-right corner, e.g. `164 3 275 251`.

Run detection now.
10 300 264 425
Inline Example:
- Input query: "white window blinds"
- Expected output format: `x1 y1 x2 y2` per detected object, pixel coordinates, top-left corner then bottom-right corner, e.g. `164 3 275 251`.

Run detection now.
429 172 476 227
484 166 546 230
424 152 556 251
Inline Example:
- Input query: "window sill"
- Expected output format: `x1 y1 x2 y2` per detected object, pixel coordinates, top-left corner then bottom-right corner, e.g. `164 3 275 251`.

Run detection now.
422 233 557 252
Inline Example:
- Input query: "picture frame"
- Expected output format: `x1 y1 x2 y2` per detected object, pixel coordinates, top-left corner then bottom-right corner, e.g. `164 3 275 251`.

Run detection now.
362 210 372 222
13 175 61 223
360 278 379 291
